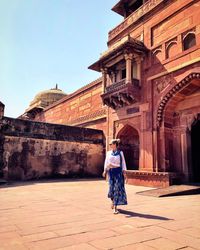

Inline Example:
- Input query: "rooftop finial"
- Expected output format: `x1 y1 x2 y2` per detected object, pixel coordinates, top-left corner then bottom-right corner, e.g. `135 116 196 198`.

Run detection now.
55 83 58 89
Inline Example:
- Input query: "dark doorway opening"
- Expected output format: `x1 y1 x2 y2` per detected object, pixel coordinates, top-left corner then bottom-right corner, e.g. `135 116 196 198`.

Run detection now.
191 119 200 182
117 125 139 170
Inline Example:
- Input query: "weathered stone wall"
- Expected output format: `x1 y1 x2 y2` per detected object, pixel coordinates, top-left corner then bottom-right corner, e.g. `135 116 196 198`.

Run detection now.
0 117 104 181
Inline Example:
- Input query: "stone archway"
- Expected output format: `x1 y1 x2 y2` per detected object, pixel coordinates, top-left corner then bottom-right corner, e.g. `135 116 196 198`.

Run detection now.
156 72 200 182
117 124 139 170
191 116 200 182
157 72 200 126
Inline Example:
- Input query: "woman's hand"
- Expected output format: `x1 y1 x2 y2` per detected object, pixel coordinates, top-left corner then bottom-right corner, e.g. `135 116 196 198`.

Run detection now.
123 171 127 183
102 171 106 178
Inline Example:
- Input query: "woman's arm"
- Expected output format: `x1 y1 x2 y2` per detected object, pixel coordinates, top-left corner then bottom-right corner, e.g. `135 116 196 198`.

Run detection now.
120 151 127 171
102 151 110 177
120 151 127 183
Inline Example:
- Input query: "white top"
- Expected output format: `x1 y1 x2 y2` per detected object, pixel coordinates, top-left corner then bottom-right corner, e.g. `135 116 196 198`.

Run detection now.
104 150 127 171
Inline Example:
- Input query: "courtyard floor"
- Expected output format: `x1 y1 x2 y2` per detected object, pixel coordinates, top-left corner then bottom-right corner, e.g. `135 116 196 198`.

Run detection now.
0 179 200 250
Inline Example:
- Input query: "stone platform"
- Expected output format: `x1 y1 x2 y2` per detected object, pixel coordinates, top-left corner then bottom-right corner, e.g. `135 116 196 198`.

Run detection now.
0 179 200 249
137 184 200 197
126 171 179 188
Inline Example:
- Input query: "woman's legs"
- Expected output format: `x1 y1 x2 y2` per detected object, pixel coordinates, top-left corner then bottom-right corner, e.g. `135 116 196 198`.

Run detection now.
113 205 119 214
111 198 114 209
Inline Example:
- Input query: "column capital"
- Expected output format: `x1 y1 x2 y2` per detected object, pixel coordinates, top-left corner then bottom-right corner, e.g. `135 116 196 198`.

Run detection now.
124 53 133 61
100 67 108 74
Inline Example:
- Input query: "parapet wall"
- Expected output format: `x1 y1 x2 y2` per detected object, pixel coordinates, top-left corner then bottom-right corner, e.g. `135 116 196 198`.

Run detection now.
0 117 104 181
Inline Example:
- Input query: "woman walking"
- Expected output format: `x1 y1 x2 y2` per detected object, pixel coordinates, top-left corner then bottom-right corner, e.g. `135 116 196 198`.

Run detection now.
102 139 127 214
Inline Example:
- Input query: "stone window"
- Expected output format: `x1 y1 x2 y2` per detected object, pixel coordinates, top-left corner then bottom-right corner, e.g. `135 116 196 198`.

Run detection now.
183 32 196 51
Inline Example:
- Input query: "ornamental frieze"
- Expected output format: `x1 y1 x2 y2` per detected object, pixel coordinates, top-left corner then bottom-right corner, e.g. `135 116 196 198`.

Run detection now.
69 108 106 126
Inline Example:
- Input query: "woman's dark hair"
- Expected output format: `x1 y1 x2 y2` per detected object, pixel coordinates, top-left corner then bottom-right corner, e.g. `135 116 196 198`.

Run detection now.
110 139 120 147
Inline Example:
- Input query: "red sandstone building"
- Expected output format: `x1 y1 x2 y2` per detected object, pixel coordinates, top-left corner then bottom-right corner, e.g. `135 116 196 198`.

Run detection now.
24 0 200 187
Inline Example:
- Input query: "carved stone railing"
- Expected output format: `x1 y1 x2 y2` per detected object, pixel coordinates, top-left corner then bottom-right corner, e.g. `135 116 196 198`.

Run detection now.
108 0 164 41
106 79 126 93
105 78 140 94
102 78 141 109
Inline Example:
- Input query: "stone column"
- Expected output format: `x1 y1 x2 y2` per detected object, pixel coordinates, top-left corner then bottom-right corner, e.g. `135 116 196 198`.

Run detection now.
180 129 189 182
124 53 133 84
110 71 116 84
101 68 108 93
134 56 142 86
158 124 166 172
153 127 158 172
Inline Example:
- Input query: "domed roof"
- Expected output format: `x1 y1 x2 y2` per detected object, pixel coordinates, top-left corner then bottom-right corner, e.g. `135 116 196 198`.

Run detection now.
26 84 67 113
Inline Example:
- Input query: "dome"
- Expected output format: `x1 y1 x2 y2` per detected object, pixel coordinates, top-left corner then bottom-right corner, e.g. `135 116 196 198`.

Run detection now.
25 84 67 114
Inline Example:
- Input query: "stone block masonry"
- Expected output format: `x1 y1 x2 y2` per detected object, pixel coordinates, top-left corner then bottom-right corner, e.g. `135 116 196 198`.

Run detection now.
0 117 104 181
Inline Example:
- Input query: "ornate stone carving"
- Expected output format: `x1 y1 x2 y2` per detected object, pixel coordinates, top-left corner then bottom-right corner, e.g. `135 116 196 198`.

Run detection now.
69 109 107 126
102 78 140 109
156 73 200 126
154 75 172 94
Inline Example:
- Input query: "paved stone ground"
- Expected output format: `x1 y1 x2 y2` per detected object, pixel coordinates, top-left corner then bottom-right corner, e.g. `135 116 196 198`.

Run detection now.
0 179 200 250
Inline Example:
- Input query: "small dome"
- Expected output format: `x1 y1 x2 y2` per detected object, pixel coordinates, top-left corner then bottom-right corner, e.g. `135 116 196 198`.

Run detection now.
26 84 67 113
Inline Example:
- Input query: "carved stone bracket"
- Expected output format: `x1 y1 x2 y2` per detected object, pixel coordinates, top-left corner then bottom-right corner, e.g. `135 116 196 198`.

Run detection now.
102 78 140 109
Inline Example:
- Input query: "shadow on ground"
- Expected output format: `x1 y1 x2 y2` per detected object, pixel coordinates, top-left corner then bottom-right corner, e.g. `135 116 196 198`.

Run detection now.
118 209 173 221
0 178 103 189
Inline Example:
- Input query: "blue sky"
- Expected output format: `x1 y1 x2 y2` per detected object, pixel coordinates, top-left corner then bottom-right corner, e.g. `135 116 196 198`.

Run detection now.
0 0 122 118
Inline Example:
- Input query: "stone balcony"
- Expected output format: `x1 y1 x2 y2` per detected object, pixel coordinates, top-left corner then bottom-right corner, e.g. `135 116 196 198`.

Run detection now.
101 78 141 109
108 0 164 42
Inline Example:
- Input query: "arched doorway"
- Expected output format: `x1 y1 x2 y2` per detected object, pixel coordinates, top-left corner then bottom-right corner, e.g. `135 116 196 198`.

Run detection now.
117 125 139 170
191 118 200 182
156 73 200 182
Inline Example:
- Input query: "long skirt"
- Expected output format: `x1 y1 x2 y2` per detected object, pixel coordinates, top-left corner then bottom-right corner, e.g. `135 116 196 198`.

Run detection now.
108 167 127 206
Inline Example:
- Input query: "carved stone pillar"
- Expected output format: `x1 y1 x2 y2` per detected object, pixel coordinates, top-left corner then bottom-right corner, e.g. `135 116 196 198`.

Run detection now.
134 56 142 85
153 127 158 172
180 128 190 182
158 124 166 172
110 71 116 84
101 68 108 93
125 53 133 84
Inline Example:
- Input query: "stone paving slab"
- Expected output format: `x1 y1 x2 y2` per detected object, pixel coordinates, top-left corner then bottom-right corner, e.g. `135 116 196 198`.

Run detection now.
0 179 200 250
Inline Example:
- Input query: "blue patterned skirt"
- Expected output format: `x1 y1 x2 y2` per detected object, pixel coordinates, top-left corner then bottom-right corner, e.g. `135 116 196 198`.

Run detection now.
108 167 127 206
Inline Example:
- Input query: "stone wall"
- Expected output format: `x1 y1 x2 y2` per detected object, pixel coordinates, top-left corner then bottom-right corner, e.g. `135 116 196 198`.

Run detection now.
32 78 107 134
0 117 104 181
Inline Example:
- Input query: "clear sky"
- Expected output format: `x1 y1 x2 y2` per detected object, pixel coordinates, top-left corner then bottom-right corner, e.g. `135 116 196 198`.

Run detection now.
0 0 122 118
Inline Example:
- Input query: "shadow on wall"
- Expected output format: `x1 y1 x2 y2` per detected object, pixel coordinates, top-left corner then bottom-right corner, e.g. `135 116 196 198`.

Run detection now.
0 178 103 188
